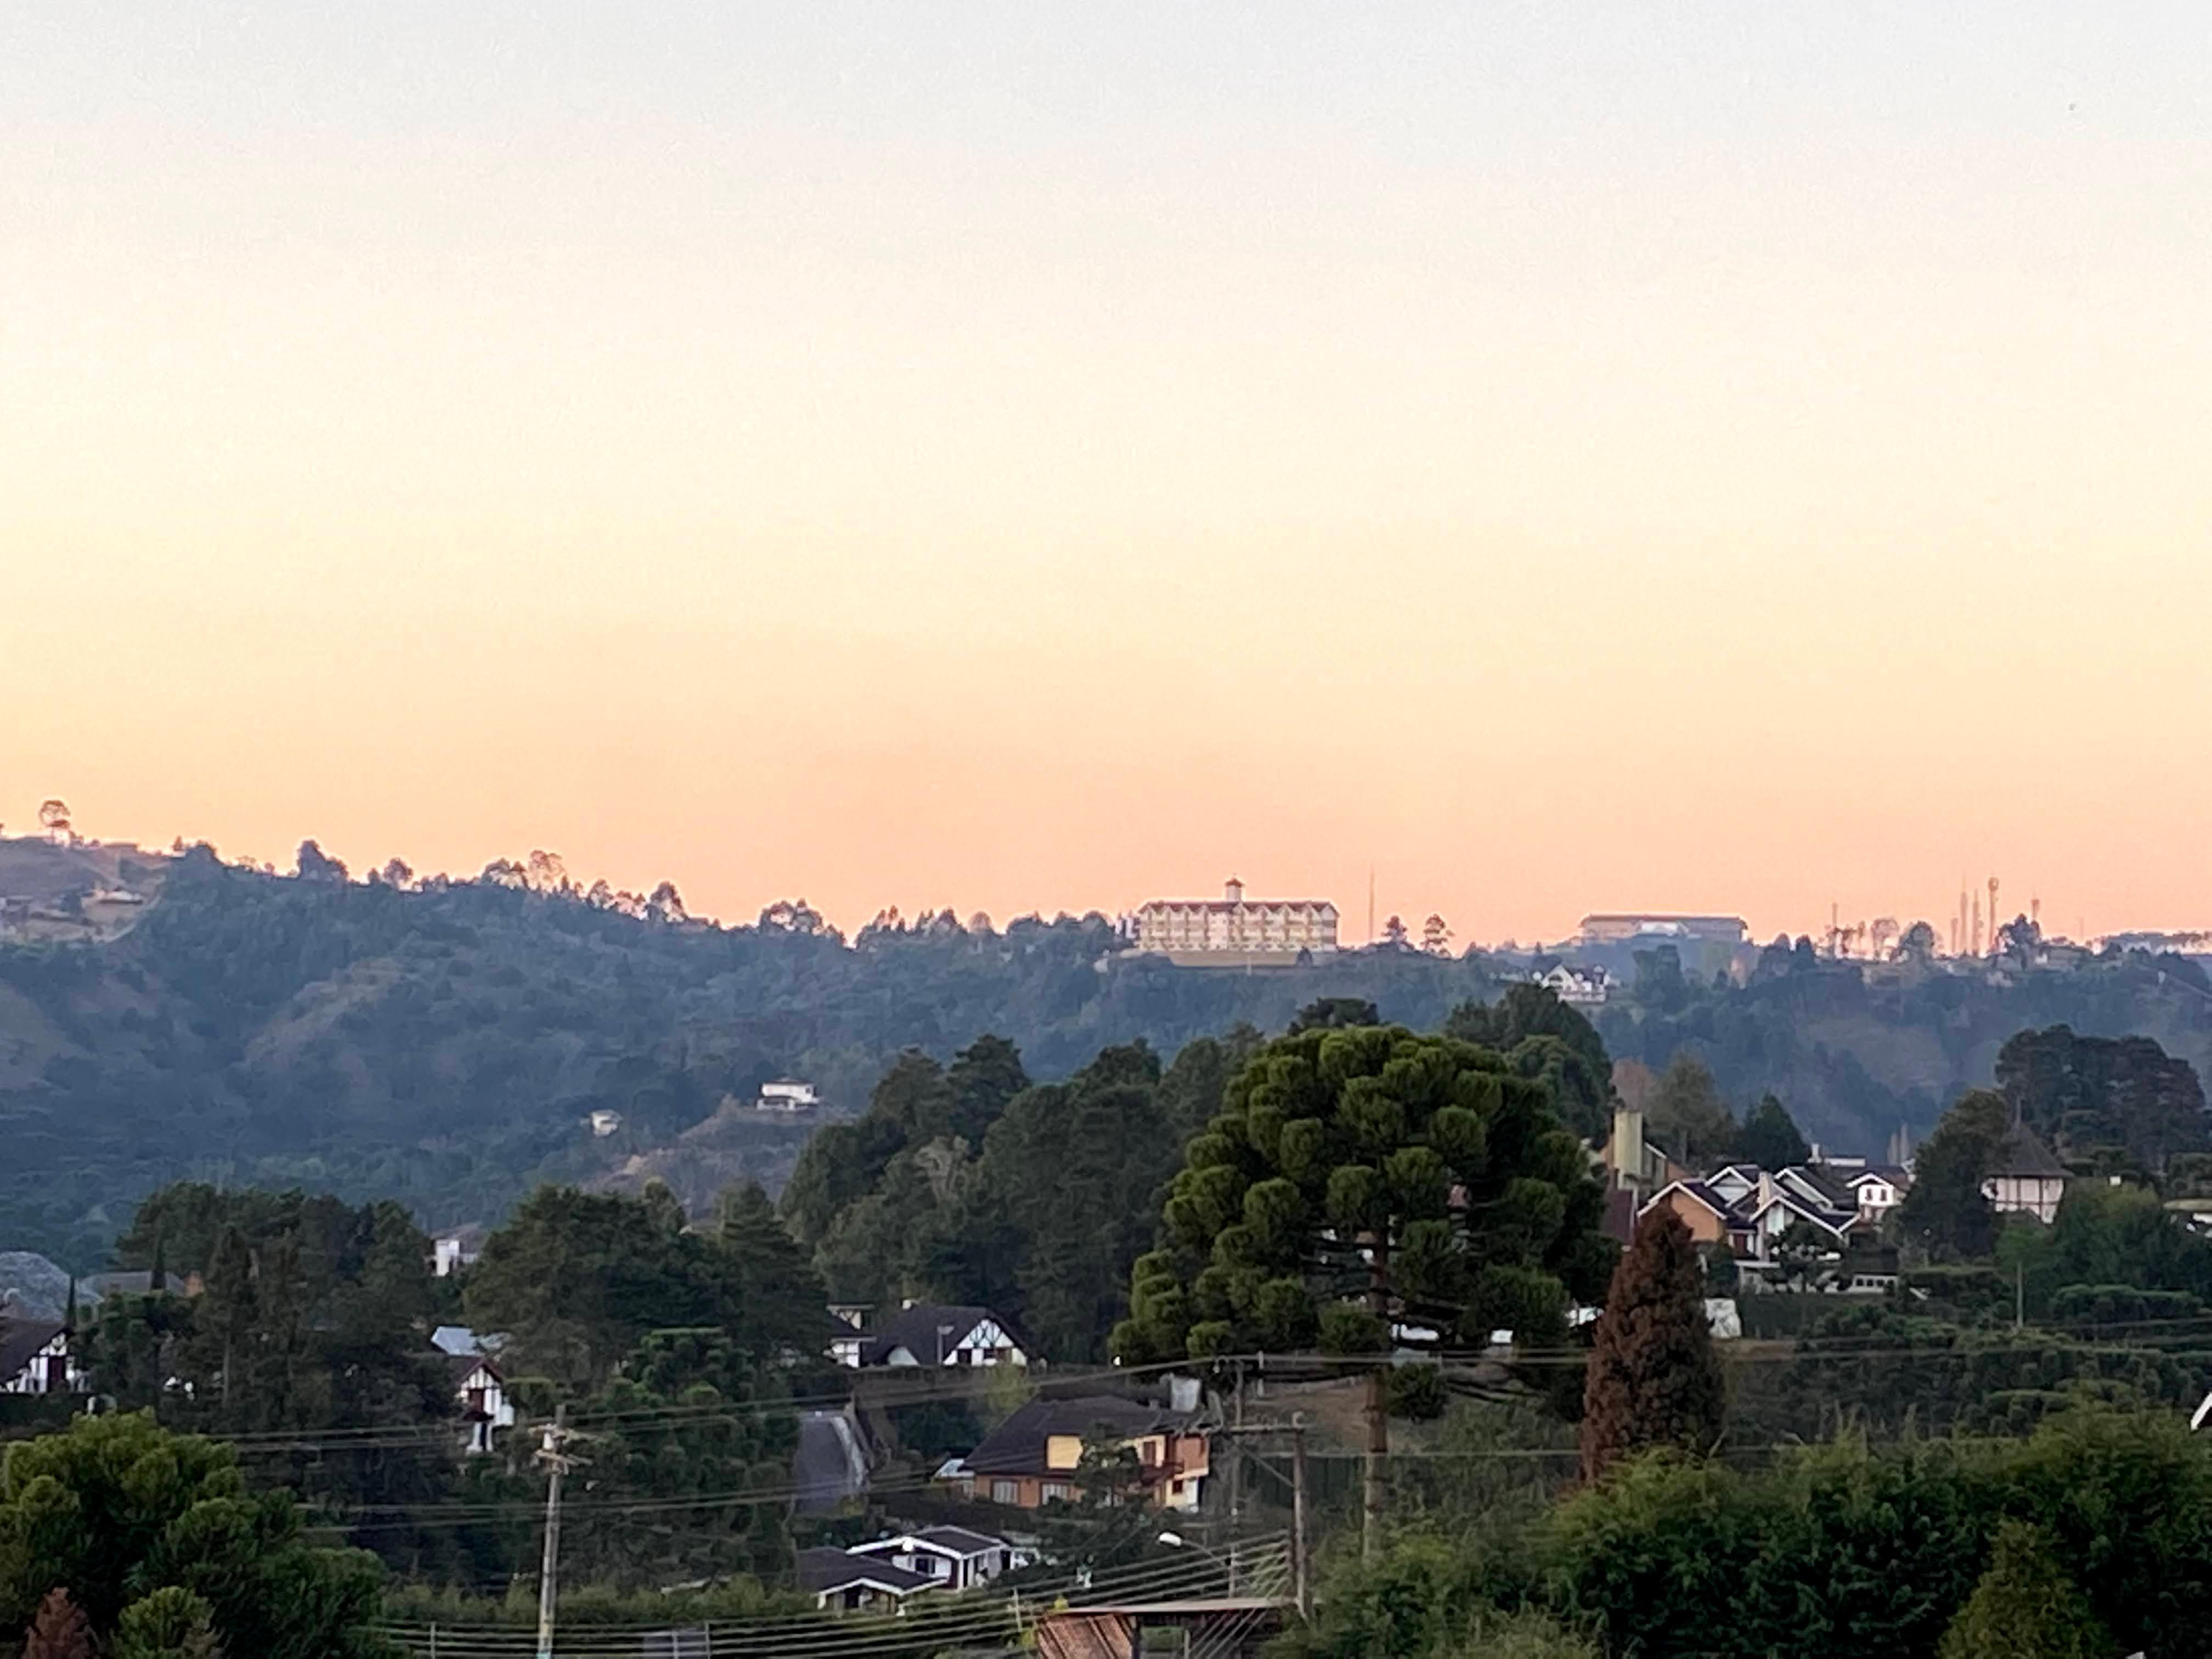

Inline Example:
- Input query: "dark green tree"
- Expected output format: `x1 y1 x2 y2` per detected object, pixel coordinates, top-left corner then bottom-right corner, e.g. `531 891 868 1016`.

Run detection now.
1289 998 1381 1032
1114 1025 1613 1553
1647 1054 1735 1166
1897 1090 2011 1259
0 1414 391 1658
464 1183 708 1389
113 1587 222 1659
1736 1093 1812 1171
1444 986 1616 1142
1997 1025 2210 1171
1579 1207 1725 1482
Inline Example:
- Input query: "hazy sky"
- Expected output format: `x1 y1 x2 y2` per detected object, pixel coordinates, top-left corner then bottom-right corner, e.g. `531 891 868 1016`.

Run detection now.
5 4 2208 945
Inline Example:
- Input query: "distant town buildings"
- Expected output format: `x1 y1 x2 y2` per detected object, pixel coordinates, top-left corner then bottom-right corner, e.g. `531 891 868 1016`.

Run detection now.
1129 878 1338 967
1578 913 1751 947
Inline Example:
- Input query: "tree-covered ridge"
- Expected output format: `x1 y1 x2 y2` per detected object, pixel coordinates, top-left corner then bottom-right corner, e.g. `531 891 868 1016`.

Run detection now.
4 839 2209 1265
1598 939 2212 1163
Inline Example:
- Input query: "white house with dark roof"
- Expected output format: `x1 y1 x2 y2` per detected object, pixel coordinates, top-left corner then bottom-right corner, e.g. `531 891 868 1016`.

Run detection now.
432 1327 513 1453
844 1527 1012 1591
834 1304 1028 1370
1984 1122 2069 1223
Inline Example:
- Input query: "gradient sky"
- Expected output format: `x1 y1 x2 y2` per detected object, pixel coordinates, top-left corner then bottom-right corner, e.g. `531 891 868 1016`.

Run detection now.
4 4 2209 945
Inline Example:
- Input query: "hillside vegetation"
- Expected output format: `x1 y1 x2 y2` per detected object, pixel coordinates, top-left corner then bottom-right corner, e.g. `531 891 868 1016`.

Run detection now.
3 837 2208 1265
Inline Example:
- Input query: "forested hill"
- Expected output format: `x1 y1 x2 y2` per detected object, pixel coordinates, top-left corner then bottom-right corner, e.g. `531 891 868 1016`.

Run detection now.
2 839 2208 1265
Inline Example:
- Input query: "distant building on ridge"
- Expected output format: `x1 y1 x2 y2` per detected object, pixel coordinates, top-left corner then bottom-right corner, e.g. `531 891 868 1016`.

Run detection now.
1578 913 1750 947
1129 878 1338 968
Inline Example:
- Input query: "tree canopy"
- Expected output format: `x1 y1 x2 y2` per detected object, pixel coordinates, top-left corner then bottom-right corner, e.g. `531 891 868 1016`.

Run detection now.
1897 1090 2012 1259
0 1414 393 1659
1114 1024 1615 1548
1735 1093 1812 1171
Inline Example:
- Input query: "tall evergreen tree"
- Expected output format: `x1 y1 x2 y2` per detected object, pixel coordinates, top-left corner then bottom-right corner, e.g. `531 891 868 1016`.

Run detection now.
1897 1090 2011 1259
1580 1207 1725 1482
1736 1094 1812 1171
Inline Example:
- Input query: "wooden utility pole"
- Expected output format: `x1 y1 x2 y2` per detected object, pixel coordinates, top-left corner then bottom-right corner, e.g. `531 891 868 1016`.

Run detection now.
535 1404 577 1659
1290 1417 1312 1621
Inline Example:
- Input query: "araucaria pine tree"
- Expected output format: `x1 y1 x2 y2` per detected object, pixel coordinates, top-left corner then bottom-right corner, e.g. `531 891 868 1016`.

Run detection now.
1579 1206 1725 1481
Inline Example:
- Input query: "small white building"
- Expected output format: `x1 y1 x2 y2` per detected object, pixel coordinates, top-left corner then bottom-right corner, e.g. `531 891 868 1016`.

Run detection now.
588 1109 623 1138
1533 964 1609 1006
432 1228 484 1278
757 1079 821 1113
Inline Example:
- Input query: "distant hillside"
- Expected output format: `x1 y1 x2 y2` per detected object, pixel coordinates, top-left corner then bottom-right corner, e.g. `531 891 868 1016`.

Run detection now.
2 838 2206 1266
0 844 1506 1266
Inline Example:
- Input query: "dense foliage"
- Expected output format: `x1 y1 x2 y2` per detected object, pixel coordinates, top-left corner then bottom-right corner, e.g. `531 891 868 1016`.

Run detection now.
783 1034 1249 1361
6 842 2209 1264
1286 1404 2212 1659
0 1414 394 1659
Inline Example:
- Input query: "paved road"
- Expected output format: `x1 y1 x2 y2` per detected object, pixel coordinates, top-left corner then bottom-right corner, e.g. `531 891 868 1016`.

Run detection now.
794 1409 868 1513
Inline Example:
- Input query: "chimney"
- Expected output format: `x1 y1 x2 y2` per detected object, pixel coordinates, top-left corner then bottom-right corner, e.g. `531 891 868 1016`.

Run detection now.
1611 1109 1647 1190
1224 877 1244 904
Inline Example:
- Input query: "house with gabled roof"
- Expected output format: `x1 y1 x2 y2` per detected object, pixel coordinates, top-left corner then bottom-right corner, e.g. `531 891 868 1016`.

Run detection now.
796 1548 944 1616
833 1302 1029 1370
940 1395 1210 1513
0 1315 82 1398
844 1526 1013 1591
1984 1122 2069 1223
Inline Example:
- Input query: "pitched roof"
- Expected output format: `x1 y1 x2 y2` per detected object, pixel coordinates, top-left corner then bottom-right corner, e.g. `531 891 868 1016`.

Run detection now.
1781 1165 1859 1209
1641 1180 1736 1222
964 1396 1188 1476
0 1316 65 1384
861 1304 1023 1366
1752 1189 1859 1236
849 1526 1008 1561
1990 1122 2067 1179
796 1548 939 1598
1847 1165 1911 1188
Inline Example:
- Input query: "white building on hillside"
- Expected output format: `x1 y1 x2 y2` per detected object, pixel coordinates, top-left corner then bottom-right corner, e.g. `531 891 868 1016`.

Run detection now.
757 1079 821 1113
1130 878 1338 966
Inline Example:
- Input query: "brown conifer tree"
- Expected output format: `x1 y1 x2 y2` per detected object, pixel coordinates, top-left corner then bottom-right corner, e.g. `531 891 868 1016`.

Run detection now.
21 1588 96 1659
1579 1205 1726 1482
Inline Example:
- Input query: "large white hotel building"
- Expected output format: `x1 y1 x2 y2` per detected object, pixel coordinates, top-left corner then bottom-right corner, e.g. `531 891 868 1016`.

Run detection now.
1128 878 1340 966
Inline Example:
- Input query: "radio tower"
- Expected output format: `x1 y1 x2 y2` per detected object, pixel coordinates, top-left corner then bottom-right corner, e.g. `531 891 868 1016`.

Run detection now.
1988 876 2000 953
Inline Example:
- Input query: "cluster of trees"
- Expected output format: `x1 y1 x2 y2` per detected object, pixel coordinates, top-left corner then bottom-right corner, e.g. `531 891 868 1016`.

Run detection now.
1288 1403 2212 1658
0 1414 392 1658
71 1175 832 1595
8 833 2207 1266
454 1180 832 1589
780 1033 1248 1361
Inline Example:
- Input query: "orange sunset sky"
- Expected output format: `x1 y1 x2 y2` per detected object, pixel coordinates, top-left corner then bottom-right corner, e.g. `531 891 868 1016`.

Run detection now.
3 5 2208 946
